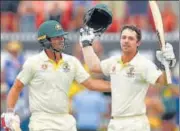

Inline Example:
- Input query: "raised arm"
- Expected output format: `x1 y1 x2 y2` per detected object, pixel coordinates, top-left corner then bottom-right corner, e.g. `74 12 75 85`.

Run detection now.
149 42 178 94
79 28 103 73
81 46 102 73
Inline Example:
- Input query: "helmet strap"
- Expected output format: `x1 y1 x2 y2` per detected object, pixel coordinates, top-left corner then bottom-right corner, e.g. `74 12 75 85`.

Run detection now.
40 37 68 56
53 51 57 61
50 45 62 53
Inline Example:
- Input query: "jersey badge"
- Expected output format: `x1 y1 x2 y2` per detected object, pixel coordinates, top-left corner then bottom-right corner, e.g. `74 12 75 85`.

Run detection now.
126 66 135 77
62 62 70 72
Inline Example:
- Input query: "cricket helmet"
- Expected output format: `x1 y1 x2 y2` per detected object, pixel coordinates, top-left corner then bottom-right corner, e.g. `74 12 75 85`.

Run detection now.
37 20 68 51
83 4 113 35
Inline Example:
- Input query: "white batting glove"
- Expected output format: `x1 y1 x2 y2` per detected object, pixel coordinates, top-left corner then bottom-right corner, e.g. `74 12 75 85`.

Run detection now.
79 27 95 48
1 111 20 131
156 43 176 67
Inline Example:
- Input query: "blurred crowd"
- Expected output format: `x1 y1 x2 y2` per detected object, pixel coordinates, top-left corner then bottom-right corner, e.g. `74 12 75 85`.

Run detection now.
1 1 179 131
1 1 179 33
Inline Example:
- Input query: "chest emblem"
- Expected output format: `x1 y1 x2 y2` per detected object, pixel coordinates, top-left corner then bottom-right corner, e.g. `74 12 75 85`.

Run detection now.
62 62 70 72
126 66 135 77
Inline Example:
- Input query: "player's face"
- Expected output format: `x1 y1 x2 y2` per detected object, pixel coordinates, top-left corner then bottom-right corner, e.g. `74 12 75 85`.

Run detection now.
120 29 139 54
50 36 65 51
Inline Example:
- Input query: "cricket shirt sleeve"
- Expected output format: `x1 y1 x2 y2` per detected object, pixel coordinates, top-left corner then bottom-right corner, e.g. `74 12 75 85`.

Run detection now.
144 60 162 84
100 57 115 76
16 58 35 85
73 57 90 83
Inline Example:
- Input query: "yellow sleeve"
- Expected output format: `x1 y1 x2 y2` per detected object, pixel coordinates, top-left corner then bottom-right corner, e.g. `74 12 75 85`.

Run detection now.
68 81 85 98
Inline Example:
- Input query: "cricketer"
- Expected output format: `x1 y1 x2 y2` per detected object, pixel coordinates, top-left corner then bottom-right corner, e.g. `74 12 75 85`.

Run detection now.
80 24 177 131
1 20 111 131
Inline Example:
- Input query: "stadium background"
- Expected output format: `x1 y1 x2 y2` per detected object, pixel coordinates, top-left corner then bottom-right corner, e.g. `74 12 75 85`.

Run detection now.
1 1 179 131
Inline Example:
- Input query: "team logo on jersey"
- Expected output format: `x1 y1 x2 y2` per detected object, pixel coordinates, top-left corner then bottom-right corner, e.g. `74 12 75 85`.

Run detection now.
126 66 135 77
41 64 48 70
62 62 70 72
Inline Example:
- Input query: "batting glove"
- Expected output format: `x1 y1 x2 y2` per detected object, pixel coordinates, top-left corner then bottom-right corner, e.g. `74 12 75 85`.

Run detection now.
1 109 20 131
156 43 176 67
79 27 95 48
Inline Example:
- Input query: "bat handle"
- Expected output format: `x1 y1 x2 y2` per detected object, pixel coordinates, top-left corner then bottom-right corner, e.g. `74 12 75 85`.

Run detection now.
164 61 172 84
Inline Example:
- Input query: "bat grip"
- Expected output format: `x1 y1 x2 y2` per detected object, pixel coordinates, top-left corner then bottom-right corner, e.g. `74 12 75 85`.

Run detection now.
164 61 172 84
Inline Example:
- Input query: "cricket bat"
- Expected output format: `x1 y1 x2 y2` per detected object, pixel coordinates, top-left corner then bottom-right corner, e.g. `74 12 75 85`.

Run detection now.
149 1 172 84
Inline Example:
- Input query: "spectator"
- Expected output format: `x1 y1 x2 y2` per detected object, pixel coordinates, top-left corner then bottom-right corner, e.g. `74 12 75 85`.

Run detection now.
125 1 149 31
1 12 19 32
105 6 119 33
72 89 108 131
30 1 46 29
46 2 62 22
161 86 178 131
1 1 19 32
172 63 179 85
1 41 30 130
68 1 95 31
172 63 179 130
161 2 178 32
175 97 179 130
2 41 24 89
69 6 86 32
146 89 164 131
60 1 73 30
72 1 94 12
1 1 20 12
45 1 72 30
17 1 36 32
97 1 126 32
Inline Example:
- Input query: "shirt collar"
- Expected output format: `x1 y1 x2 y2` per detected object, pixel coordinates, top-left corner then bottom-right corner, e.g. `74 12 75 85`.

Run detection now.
39 50 50 61
129 52 140 65
118 52 140 66
39 50 64 62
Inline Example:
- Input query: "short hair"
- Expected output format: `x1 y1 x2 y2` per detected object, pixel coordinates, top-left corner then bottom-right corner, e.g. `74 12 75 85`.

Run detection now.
120 25 142 42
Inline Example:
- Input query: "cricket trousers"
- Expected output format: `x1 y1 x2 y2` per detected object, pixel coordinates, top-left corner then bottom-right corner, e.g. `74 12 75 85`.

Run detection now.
108 114 150 131
29 112 77 131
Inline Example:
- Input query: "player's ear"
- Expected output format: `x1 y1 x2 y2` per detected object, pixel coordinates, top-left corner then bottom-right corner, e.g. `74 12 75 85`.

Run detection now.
137 41 141 47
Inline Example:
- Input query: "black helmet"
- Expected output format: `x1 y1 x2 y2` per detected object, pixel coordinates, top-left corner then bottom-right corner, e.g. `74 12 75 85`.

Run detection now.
83 4 113 35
